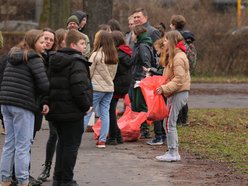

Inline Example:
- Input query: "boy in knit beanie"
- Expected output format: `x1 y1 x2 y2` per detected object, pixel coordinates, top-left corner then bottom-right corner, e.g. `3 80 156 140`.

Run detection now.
66 15 79 30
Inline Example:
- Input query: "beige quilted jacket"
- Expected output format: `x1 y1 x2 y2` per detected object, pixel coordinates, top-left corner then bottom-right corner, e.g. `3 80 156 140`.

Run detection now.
89 49 118 92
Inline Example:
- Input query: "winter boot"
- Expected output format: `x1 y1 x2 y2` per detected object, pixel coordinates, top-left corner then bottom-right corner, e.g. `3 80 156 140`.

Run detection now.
37 161 52 182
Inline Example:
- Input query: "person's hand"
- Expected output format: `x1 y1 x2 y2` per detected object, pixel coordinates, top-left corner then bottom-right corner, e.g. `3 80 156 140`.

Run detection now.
86 106 93 114
41 104 49 115
143 66 150 72
156 87 163 95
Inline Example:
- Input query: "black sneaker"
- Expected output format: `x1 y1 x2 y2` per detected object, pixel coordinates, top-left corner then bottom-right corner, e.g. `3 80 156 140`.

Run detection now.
140 130 151 139
146 137 163 145
106 138 117 145
116 136 124 144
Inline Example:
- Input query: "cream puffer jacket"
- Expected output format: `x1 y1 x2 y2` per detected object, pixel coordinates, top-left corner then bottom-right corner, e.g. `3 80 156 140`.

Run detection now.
89 49 118 92
161 48 191 97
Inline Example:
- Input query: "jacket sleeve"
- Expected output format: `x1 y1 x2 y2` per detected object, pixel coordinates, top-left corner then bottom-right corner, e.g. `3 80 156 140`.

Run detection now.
89 52 97 79
28 58 49 96
161 56 186 96
139 44 152 68
151 29 161 43
70 61 93 113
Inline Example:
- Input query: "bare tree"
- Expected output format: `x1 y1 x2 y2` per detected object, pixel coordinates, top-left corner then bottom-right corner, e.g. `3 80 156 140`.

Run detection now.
83 0 113 45
40 0 70 29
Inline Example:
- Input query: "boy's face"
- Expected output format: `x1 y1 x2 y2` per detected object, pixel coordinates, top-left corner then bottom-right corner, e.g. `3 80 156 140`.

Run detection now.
71 39 86 54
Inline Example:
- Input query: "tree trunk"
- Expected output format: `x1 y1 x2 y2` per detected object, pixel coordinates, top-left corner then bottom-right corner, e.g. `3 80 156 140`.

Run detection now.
83 0 113 45
40 0 70 30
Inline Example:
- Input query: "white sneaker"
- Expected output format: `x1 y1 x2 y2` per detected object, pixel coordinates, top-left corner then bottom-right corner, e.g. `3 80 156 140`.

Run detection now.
156 151 181 162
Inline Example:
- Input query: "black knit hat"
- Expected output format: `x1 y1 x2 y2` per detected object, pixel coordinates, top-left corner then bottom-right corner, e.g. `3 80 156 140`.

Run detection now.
66 15 79 26
72 10 88 22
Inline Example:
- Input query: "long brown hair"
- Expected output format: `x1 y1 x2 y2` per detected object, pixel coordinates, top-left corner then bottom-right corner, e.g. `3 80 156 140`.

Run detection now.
55 28 68 50
10 29 44 62
92 30 118 64
165 30 184 67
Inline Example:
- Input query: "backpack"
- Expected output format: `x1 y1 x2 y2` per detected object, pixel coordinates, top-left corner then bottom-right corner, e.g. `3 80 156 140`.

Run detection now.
180 30 197 72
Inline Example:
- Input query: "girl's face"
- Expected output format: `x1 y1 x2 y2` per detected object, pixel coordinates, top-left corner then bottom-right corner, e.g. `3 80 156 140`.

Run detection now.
43 31 55 50
71 39 86 54
131 31 137 43
60 33 67 49
163 37 169 48
79 17 87 29
170 23 176 30
35 36 45 54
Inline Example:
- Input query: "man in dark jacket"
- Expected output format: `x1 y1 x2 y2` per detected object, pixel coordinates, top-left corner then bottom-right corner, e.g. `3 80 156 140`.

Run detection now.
132 8 161 43
46 30 93 186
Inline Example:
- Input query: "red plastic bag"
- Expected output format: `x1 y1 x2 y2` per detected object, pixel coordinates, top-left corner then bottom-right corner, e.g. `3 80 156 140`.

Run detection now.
139 76 169 121
118 106 147 142
93 110 119 140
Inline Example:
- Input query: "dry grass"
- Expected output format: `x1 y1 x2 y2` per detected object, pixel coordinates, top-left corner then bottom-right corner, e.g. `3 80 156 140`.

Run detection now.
178 108 248 174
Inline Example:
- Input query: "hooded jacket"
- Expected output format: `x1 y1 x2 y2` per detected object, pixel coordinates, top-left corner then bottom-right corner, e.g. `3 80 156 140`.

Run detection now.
0 49 49 112
113 44 133 96
131 32 155 86
46 48 93 122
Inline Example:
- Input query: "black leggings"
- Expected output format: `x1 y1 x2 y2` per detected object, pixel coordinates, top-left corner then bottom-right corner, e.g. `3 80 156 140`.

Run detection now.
45 122 58 163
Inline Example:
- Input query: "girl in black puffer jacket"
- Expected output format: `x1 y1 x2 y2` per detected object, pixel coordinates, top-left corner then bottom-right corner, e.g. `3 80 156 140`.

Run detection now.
0 29 49 186
106 31 133 145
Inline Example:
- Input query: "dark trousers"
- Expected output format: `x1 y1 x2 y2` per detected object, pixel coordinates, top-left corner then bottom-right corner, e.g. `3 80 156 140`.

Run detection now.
129 87 147 113
177 103 188 123
129 87 149 132
153 120 166 138
53 120 84 184
45 122 58 163
109 98 121 139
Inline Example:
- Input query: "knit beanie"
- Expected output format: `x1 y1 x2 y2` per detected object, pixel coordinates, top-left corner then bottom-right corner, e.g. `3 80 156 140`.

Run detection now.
66 15 79 26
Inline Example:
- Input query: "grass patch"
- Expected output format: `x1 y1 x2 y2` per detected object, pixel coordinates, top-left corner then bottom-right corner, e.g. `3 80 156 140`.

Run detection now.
178 108 248 174
191 75 248 83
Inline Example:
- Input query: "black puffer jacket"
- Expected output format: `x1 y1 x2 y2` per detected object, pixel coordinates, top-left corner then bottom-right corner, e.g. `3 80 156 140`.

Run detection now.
46 48 93 123
113 46 132 96
0 50 49 112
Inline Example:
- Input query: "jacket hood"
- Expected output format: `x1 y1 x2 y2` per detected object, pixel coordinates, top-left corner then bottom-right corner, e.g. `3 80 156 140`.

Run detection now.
8 48 41 65
118 44 132 57
180 30 195 43
50 48 90 72
72 10 88 22
136 32 153 46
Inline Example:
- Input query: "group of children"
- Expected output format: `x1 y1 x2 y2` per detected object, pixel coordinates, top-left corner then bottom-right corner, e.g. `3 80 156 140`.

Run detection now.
0 8 193 186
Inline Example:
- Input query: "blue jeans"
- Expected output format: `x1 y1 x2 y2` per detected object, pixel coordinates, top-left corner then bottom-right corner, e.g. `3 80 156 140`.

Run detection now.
0 105 34 185
84 91 113 142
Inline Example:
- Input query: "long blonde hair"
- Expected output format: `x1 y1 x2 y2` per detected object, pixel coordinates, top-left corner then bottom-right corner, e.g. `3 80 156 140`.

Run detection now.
165 30 184 67
92 30 118 64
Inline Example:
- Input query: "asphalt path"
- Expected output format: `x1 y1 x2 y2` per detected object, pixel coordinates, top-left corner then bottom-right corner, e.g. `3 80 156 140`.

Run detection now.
189 83 248 108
